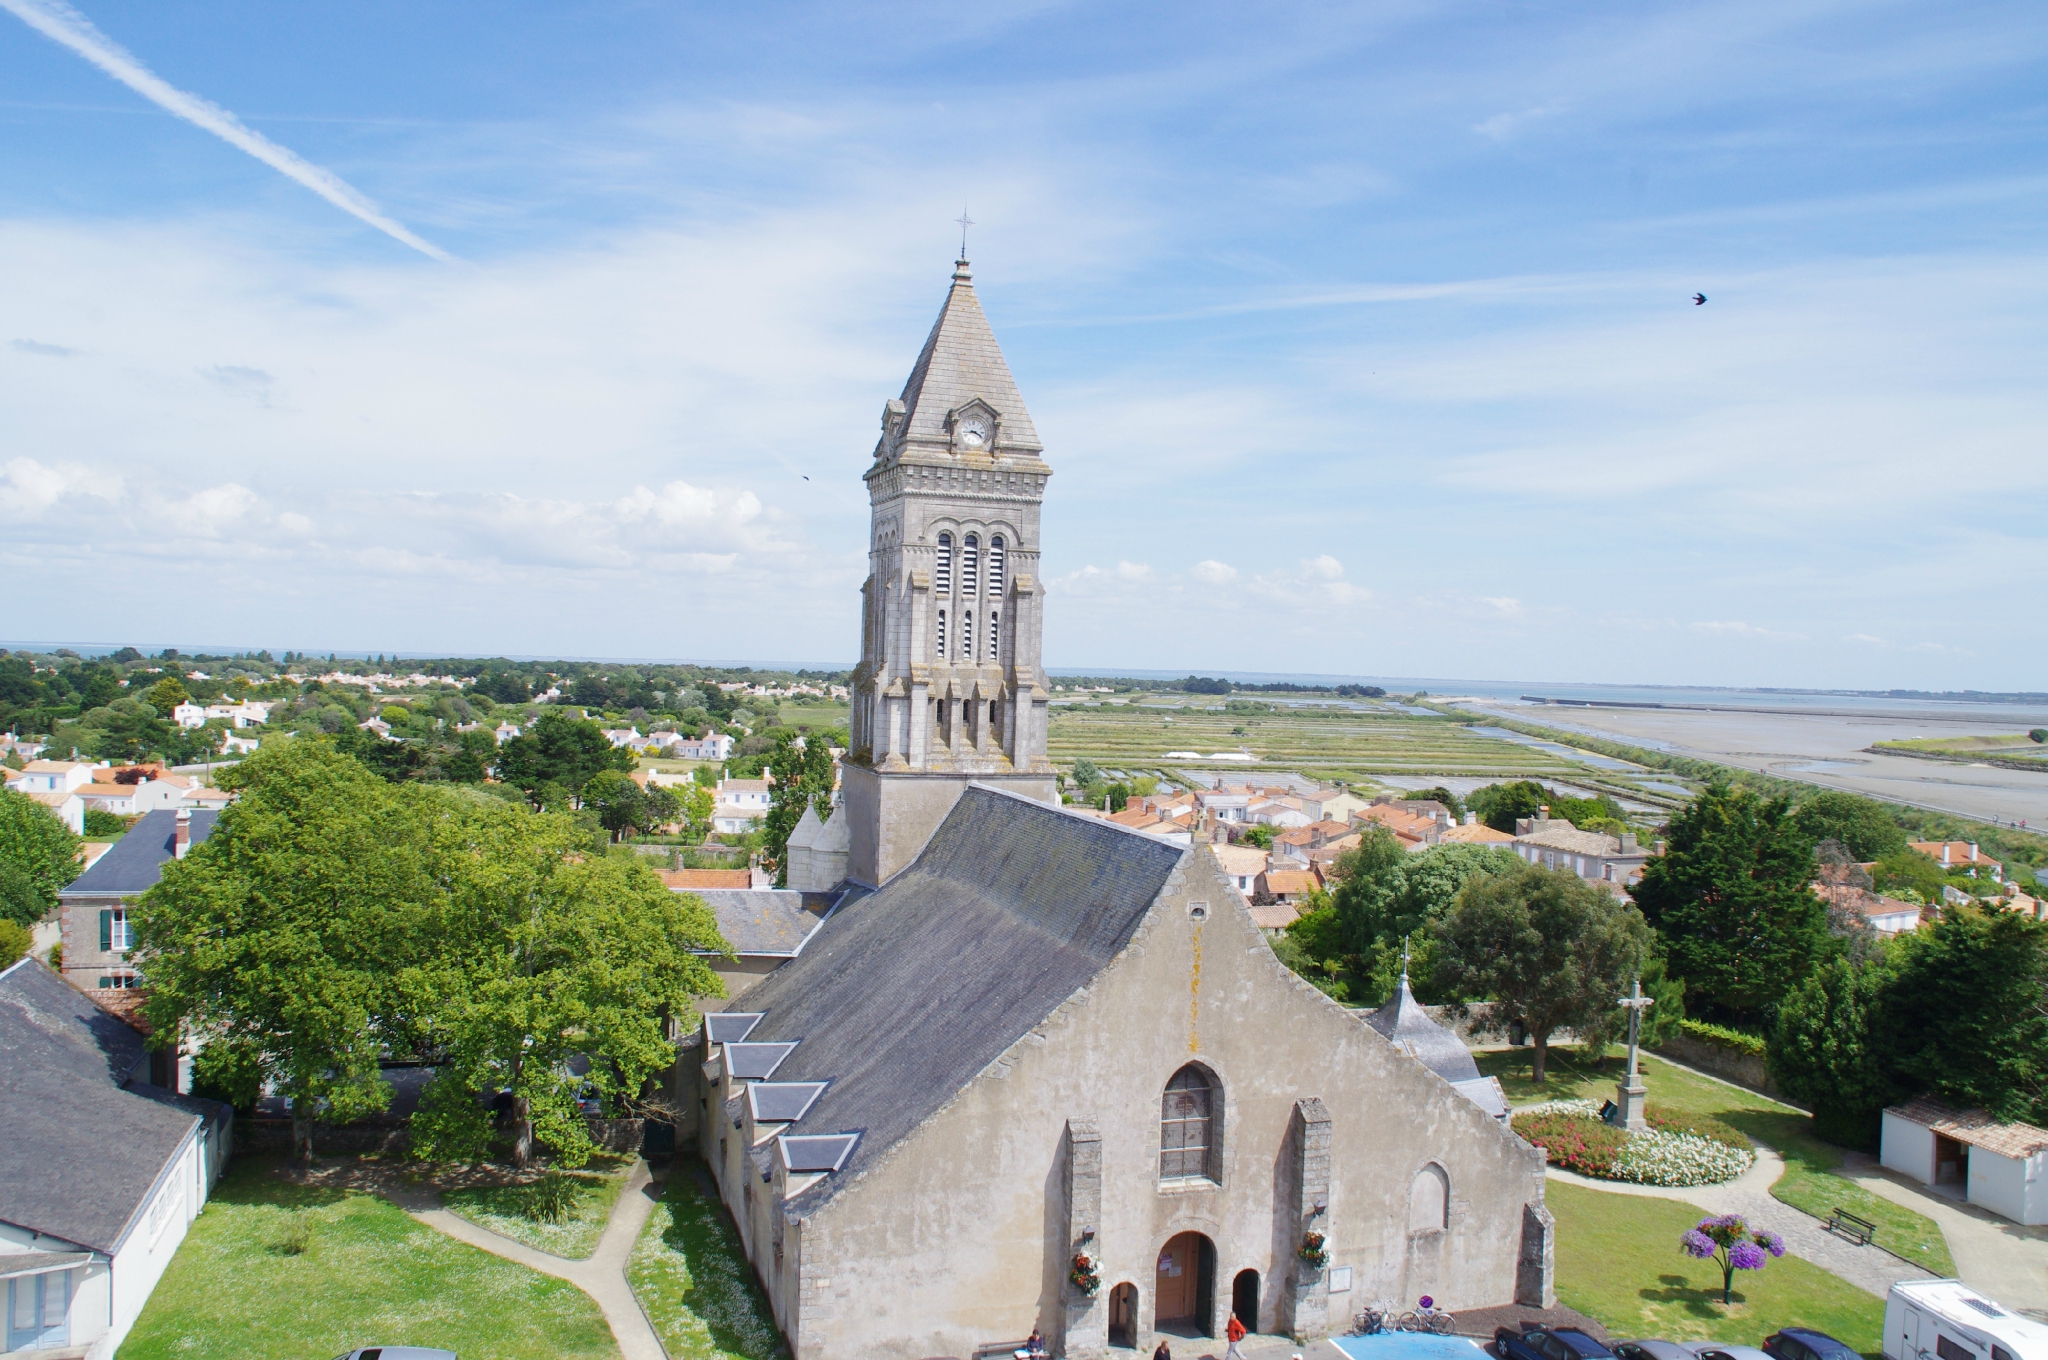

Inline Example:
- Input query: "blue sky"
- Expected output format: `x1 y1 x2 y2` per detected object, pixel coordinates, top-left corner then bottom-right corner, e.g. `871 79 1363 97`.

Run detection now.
1 1 2043 688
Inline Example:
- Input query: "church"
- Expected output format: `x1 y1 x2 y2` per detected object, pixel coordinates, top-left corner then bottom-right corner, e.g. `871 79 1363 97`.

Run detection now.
684 253 1555 1360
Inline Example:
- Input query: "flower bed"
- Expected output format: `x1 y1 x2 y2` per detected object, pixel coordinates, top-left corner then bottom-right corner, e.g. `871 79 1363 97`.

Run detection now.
1513 1099 1755 1188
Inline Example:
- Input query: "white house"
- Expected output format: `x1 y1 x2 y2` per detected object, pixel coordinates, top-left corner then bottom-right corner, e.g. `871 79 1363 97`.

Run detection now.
6 761 103 796
713 776 772 834
0 959 233 1360
601 727 643 749
170 702 207 729
1881 1098 2048 1225
675 732 735 762
202 701 273 729
493 722 522 743
25 790 85 835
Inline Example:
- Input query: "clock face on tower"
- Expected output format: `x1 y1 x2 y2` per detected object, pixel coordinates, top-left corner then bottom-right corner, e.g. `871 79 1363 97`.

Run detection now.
958 415 990 448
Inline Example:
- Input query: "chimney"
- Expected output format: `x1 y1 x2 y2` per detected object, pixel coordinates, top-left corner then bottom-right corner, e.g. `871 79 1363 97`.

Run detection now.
1942 845 1952 866
1969 843 1979 862
1463 811 1477 825
174 807 192 859
1538 805 1550 821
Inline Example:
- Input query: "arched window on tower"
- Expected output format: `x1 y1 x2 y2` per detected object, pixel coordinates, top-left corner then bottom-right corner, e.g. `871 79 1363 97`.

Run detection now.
962 534 980 596
935 532 953 593
1160 1064 1221 1183
988 611 1000 660
936 608 947 659
988 535 1006 597
962 610 974 661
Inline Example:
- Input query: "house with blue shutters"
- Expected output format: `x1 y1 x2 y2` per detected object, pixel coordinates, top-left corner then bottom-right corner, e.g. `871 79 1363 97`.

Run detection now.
0 958 232 1359
56 808 217 1011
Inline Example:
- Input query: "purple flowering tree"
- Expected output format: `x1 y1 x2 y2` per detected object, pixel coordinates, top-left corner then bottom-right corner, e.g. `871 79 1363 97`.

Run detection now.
1680 1214 1786 1303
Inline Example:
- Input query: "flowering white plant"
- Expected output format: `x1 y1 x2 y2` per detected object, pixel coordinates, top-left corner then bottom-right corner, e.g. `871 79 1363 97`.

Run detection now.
1510 1099 1753 1188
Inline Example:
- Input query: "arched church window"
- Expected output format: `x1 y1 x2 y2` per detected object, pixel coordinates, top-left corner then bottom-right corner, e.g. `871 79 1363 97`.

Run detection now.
988 536 1005 596
1160 1064 1220 1182
962 610 974 661
935 533 953 593
936 609 947 658
1409 1163 1449 1233
988 611 1000 658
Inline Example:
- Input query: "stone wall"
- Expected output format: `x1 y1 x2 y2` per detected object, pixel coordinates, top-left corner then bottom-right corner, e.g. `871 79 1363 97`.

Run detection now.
1655 1032 1779 1098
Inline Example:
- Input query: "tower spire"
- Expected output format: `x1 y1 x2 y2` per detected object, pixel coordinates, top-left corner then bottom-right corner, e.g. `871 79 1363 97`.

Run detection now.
954 206 975 261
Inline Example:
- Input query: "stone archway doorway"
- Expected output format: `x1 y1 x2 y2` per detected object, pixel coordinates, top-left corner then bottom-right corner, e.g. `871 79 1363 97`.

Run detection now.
1231 1269 1260 1332
1155 1231 1216 1336
1108 1282 1139 1349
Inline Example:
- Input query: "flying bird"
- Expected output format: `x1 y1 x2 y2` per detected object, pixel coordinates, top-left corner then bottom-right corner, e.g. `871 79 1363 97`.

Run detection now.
802 475 810 481
1693 293 1708 306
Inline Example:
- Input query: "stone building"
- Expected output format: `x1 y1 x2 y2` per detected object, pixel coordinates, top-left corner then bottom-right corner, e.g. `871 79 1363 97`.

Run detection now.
682 255 1556 1360
841 255 1058 887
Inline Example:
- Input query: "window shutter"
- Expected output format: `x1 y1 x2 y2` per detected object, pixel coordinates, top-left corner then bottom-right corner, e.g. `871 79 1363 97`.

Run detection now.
100 909 112 951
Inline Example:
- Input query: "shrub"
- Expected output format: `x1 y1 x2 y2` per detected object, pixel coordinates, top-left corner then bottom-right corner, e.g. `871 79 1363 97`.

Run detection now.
521 1171 585 1225
83 808 125 837
1512 1107 1628 1176
1679 1018 1767 1057
274 1215 313 1256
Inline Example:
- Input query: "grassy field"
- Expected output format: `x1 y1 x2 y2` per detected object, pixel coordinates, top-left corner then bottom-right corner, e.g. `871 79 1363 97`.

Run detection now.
1477 1047 1955 1276
1873 734 2044 755
122 1157 617 1360
1047 701 1584 785
443 1158 632 1259
629 1164 788 1360
769 701 849 731
1550 1181 1886 1350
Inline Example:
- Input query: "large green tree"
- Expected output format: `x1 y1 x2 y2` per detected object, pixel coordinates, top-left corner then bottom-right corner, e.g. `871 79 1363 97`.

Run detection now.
1790 791 1909 862
763 733 835 886
1770 955 1898 1148
1884 904 2048 1125
136 739 443 1161
407 804 727 1167
581 770 681 841
1329 823 1409 956
0 787 83 926
1630 784 1830 1025
496 710 635 805
1432 861 1653 1082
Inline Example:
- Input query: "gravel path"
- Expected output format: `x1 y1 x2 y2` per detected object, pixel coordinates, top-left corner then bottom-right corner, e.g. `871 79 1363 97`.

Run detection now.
385 1159 669 1360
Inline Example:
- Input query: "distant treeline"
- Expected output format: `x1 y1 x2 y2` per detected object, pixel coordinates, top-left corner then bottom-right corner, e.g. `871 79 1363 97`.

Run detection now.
1177 675 1387 697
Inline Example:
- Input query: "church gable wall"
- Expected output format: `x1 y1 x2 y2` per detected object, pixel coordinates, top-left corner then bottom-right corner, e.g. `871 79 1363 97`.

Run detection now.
786 846 1545 1360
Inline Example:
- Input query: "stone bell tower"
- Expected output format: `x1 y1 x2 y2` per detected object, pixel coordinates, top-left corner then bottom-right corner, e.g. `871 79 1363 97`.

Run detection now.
842 254 1058 885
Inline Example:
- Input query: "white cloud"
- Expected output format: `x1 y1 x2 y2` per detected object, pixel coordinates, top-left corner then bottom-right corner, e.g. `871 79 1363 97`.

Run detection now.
1193 560 1238 584
0 456 122 519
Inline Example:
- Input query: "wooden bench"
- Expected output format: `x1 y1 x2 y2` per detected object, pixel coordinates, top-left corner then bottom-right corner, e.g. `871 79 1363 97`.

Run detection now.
971 1342 1036 1360
1827 1207 1877 1246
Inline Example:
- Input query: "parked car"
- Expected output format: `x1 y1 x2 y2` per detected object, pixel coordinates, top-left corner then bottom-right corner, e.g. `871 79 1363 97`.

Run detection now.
1689 1346 1775 1360
1616 1342 1696 1360
331 1349 458 1360
1766 1329 1861 1360
1497 1326 1616 1360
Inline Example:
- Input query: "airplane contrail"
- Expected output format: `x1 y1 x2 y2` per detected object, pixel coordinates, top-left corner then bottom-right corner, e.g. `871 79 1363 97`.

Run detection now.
0 0 453 261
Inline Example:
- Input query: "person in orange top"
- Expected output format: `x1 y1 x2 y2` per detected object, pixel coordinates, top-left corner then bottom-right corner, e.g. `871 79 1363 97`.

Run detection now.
1226 1312 1248 1360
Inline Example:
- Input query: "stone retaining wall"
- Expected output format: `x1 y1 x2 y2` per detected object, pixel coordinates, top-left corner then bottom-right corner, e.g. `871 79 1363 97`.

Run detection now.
1655 1031 1779 1097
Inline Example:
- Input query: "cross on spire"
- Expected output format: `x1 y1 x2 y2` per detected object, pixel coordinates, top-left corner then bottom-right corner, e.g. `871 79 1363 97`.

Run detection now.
954 206 975 260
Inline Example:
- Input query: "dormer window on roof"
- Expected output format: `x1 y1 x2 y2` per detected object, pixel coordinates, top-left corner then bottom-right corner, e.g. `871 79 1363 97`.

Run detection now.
705 1013 763 1044
747 1081 828 1124
725 1041 799 1081
779 1133 859 1174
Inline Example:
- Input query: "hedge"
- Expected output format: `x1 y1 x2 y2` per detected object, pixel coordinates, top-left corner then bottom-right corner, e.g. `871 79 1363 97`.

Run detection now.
1679 1018 1767 1057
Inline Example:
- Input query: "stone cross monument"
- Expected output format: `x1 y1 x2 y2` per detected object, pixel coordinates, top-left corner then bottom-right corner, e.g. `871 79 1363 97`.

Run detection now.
841 254 1058 886
1612 977 1654 1132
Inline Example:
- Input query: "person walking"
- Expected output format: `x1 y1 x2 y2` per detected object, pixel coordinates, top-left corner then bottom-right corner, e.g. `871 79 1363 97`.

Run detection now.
1226 1312 1248 1360
1153 1339 1173 1360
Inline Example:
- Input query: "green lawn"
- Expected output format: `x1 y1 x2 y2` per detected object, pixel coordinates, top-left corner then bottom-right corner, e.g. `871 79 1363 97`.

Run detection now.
1550 1181 1885 1349
1477 1046 1955 1276
122 1157 617 1360
443 1157 632 1259
628 1163 788 1360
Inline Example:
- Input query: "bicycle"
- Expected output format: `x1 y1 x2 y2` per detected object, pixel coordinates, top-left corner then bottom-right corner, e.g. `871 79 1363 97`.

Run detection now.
1394 1297 1457 1335
1349 1303 1393 1336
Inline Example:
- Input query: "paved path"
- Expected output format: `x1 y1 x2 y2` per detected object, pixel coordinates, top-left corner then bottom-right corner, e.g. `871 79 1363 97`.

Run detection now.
390 1160 668 1360
1546 1142 1932 1299
1834 1153 2048 1312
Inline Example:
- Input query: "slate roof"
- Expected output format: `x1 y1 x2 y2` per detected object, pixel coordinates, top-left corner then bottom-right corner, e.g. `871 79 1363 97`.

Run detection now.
691 889 821 957
1888 1098 2048 1159
894 260 1043 454
732 784 1183 1206
1514 821 1636 858
1365 972 1507 1119
59 808 218 898
0 959 229 1252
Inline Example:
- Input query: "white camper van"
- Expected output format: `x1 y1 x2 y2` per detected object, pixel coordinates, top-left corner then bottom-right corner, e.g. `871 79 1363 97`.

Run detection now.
1886 1280 2048 1360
